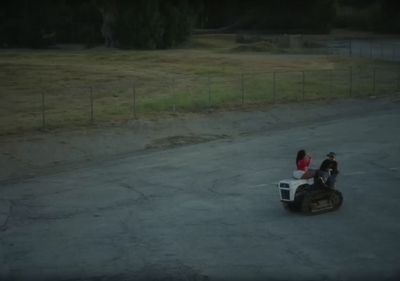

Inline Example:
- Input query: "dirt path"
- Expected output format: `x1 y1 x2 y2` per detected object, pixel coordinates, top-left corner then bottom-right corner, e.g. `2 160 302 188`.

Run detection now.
1 96 399 183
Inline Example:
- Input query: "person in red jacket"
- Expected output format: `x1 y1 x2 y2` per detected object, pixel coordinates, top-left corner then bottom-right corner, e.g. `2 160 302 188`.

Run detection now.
293 149 315 179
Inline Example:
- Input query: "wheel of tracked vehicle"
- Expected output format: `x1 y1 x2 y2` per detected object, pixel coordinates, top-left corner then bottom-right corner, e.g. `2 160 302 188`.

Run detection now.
301 189 331 215
300 190 315 214
329 190 343 211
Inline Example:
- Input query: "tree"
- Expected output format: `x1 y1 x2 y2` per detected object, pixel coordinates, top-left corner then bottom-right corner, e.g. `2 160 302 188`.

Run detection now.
113 0 197 49
0 0 103 48
0 0 198 49
198 0 336 33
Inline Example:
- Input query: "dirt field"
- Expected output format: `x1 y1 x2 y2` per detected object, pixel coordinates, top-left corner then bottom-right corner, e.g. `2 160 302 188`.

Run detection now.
1 96 400 281
1 34 399 135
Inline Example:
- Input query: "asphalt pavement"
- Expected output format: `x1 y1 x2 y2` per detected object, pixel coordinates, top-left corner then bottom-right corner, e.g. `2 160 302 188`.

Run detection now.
0 102 399 281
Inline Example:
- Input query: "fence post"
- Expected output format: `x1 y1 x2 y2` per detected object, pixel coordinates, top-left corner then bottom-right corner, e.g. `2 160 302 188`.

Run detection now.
90 86 94 124
132 82 137 119
207 73 211 107
41 92 46 129
240 73 245 105
369 39 373 58
272 71 276 103
372 68 376 96
170 78 176 112
349 40 352 56
397 67 400 91
393 44 396 61
349 66 353 97
302 71 305 100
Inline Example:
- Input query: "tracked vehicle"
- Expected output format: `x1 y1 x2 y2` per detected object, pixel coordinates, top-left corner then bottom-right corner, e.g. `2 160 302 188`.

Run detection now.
278 178 343 215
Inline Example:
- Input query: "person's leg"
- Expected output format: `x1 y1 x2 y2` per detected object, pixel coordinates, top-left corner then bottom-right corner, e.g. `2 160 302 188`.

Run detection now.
327 174 337 188
301 169 315 179
293 170 304 179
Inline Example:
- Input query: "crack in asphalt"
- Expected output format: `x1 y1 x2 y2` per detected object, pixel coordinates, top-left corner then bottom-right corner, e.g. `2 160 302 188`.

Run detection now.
26 209 88 221
207 174 242 196
145 134 230 150
0 200 14 232
4 193 154 223
207 180 222 195
119 182 148 200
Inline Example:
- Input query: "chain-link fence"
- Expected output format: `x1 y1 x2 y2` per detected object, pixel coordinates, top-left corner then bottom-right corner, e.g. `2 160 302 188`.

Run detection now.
1 65 399 135
328 39 400 61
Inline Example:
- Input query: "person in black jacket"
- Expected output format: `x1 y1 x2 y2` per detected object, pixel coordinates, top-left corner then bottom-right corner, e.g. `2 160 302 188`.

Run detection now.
315 152 339 188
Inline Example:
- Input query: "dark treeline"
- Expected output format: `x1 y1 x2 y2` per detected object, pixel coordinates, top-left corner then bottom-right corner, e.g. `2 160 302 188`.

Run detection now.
200 0 335 33
335 0 400 33
0 0 201 49
0 0 398 49
201 0 399 33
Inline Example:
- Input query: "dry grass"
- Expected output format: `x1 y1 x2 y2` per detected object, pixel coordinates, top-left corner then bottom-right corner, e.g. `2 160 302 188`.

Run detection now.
0 34 399 135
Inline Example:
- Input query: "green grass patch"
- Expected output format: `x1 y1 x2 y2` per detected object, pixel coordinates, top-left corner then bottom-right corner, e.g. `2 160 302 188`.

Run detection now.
1 35 399 135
